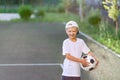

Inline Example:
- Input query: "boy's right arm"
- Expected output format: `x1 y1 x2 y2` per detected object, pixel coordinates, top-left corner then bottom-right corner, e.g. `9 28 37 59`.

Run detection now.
65 53 89 67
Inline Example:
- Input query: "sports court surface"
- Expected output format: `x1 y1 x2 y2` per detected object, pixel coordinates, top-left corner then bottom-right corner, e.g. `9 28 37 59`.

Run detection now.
0 22 66 80
1 22 120 80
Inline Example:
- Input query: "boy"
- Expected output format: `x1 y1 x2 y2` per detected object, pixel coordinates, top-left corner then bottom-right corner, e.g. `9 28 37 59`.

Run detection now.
62 21 99 80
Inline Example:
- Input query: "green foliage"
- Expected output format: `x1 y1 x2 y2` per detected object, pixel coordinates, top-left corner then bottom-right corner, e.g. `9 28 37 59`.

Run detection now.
43 5 65 13
108 5 119 21
42 12 80 22
95 21 120 54
102 0 119 21
0 7 18 13
80 9 120 54
37 10 45 17
18 5 32 20
87 8 101 26
118 29 120 39
59 0 79 13
10 12 80 23
88 15 101 26
98 21 114 39
61 0 71 9
34 9 45 18
83 20 120 54
102 0 119 36
56 4 65 13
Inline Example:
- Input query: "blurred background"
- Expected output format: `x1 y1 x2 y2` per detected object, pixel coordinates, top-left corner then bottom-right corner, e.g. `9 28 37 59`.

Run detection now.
0 0 120 80
0 0 119 54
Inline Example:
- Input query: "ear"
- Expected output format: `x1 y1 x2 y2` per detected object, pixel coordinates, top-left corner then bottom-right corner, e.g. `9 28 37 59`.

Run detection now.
77 31 79 35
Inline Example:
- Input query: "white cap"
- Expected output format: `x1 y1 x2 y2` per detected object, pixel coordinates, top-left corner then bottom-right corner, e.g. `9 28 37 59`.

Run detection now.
65 21 79 29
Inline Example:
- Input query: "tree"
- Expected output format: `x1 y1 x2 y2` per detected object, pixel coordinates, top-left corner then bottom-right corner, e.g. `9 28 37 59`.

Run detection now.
60 0 71 14
60 0 79 14
102 0 119 36
79 0 84 21
22 0 24 5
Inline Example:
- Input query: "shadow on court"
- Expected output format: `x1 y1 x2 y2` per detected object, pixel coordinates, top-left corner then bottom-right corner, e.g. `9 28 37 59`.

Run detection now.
0 22 66 80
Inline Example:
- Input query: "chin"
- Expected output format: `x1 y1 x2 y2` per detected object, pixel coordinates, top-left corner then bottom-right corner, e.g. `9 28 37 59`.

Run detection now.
69 37 76 39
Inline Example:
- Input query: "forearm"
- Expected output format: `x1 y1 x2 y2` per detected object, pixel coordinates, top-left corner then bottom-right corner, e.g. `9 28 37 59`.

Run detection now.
88 51 98 61
88 51 95 57
65 54 82 63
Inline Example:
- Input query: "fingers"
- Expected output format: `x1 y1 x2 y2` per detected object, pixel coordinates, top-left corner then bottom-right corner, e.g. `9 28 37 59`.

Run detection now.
83 62 89 67
96 60 99 67
82 59 89 67
93 60 99 70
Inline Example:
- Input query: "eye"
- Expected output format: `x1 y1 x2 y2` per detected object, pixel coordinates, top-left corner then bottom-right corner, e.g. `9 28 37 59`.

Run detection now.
73 31 76 32
68 30 71 32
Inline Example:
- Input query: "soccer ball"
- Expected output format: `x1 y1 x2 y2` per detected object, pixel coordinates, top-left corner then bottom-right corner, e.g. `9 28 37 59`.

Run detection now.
80 54 97 71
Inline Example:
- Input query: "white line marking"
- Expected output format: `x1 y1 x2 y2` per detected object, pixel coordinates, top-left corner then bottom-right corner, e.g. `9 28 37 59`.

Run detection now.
0 63 61 67
60 64 63 69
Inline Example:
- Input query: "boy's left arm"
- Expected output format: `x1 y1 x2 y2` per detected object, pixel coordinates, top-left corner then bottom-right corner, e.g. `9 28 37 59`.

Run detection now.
88 51 99 66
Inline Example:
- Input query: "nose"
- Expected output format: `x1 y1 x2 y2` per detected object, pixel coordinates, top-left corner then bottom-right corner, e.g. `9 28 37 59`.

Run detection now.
70 32 74 35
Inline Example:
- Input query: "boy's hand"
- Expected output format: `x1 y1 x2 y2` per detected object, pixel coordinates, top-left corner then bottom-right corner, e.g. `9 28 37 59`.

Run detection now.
92 59 99 70
81 59 89 67
95 59 99 68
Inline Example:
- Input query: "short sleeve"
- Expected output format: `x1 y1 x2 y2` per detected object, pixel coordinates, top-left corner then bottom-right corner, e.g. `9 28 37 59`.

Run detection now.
62 40 70 55
81 40 90 54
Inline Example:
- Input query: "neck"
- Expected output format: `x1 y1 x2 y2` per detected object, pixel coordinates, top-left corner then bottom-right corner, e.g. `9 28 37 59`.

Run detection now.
69 38 77 42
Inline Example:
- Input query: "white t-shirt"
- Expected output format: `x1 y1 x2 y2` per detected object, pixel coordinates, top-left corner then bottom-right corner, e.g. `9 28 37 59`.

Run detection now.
62 38 90 77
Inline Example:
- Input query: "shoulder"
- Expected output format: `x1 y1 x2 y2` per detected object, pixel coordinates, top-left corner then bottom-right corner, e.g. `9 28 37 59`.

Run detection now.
62 39 69 48
77 38 85 43
63 39 69 43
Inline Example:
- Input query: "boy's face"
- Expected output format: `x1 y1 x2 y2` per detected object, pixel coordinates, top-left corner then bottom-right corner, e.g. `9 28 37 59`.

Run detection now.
66 27 78 39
